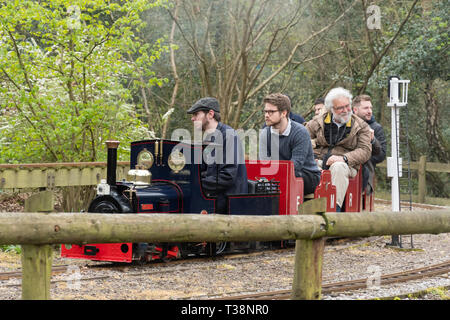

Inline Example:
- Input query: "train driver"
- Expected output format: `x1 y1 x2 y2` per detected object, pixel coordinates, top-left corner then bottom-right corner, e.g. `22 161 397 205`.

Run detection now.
187 97 248 214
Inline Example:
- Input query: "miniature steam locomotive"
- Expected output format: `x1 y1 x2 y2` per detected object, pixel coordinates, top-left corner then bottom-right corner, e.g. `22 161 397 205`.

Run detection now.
61 139 372 263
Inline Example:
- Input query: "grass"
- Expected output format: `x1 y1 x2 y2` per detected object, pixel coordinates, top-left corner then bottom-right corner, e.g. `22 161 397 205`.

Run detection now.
375 286 450 300
0 244 21 254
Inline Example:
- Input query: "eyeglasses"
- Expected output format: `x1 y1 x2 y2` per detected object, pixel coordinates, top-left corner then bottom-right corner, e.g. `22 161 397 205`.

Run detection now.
262 109 279 115
333 104 351 112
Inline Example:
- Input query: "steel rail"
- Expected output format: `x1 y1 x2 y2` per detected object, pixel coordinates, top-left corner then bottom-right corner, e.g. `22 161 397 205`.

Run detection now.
212 260 450 300
0 265 69 280
1 260 448 299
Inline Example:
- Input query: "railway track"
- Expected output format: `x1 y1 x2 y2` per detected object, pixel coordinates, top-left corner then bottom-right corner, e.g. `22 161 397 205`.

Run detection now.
1 259 448 299
0 265 110 287
211 260 450 300
0 265 69 281
0 247 293 285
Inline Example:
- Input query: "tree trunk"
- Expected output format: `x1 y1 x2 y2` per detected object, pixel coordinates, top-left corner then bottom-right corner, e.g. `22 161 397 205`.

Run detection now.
424 81 449 163
61 186 96 213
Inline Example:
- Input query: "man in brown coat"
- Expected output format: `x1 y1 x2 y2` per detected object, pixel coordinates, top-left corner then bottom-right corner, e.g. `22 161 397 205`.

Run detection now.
306 87 372 211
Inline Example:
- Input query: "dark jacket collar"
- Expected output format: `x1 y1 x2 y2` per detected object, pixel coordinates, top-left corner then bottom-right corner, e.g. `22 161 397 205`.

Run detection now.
366 115 376 125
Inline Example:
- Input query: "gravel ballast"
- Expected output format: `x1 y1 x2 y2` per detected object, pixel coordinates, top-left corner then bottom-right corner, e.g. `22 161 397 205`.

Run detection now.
0 201 448 300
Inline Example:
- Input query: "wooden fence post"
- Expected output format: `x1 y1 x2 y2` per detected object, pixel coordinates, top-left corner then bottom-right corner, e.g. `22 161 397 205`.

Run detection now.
291 198 327 300
418 155 427 203
21 190 54 300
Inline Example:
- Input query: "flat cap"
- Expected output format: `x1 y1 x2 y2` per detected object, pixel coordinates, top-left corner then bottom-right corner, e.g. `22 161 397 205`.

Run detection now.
187 97 220 114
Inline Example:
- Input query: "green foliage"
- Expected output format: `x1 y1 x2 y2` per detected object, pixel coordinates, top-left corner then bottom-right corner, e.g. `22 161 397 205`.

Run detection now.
0 0 447 198
376 2 449 167
384 2 449 82
0 0 168 163
0 244 21 254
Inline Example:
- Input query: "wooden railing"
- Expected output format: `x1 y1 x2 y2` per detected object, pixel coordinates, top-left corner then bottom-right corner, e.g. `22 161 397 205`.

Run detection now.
377 156 449 203
1 158 448 205
0 161 130 189
0 192 449 300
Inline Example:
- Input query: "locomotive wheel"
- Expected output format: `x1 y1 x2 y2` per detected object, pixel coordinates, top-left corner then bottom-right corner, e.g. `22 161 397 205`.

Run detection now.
206 242 228 256
88 196 122 213
215 242 227 254
91 200 120 213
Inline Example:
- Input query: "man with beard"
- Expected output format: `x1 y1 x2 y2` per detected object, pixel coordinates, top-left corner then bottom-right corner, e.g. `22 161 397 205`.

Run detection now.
187 97 248 214
305 88 372 211
353 94 387 194
259 93 321 195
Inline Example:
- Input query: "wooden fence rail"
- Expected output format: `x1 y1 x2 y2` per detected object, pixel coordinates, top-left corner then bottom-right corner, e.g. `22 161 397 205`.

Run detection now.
1 210 449 245
0 192 449 300
377 155 450 203
1 158 448 206
1 157 448 198
0 161 130 189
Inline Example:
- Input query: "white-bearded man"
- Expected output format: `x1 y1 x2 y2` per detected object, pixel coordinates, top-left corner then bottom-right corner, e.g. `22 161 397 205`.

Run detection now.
306 87 372 211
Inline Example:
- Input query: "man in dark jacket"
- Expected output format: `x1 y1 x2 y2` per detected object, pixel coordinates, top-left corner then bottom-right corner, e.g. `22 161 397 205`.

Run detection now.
187 97 248 213
353 94 387 194
289 112 306 125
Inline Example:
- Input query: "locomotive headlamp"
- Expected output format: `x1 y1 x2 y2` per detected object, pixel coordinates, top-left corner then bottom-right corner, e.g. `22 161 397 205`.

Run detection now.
168 149 186 173
127 168 152 185
137 148 154 169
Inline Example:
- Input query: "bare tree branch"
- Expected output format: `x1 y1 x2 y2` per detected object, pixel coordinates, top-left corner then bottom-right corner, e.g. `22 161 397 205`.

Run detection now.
245 0 358 102
162 0 181 139
358 0 419 94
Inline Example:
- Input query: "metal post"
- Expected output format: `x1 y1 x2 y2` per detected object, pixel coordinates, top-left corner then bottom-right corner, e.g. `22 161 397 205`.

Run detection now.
389 77 401 212
386 76 410 247
391 102 401 247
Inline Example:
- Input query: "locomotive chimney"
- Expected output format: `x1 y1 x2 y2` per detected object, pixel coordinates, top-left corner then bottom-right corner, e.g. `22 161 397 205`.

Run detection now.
106 140 120 186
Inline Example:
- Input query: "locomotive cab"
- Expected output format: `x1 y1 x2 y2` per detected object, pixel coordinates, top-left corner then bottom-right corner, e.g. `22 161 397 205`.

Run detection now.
128 139 282 216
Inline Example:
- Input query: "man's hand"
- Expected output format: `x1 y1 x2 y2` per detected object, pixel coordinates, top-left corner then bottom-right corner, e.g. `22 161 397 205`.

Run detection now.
326 155 345 166
369 128 374 141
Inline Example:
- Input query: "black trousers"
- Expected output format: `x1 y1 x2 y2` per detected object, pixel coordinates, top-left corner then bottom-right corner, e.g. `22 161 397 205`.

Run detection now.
302 169 321 195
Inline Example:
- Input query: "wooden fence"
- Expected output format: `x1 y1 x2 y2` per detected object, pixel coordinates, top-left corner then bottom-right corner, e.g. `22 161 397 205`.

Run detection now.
1 157 448 204
0 192 449 300
377 156 449 204
0 161 129 189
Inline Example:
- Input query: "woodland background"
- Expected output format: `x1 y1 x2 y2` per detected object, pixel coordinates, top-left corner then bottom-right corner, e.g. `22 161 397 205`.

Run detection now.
0 0 448 199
